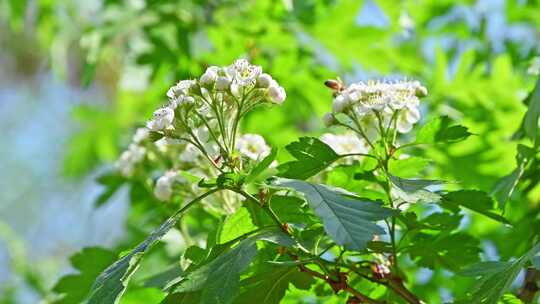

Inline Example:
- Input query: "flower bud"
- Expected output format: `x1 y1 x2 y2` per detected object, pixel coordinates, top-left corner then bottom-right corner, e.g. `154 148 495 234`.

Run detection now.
332 95 349 113
200 66 219 85
323 112 336 127
216 76 231 90
268 85 286 104
257 73 273 88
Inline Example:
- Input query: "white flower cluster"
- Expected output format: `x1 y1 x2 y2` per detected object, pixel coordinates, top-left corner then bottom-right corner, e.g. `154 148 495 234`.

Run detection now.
325 80 427 134
115 59 284 203
320 132 368 156
115 127 149 177
154 171 187 201
145 59 286 133
235 134 271 160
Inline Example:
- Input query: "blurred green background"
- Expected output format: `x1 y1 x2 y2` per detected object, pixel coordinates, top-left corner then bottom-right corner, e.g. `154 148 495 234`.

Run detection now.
1 0 539 303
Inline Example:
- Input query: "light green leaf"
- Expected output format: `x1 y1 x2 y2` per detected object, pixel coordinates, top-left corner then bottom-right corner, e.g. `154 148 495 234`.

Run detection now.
492 144 536 209
219 207 256 244
523 78 540 141
277 137 340 180
273 178 396 251
415 116 472 144
245 147 278 183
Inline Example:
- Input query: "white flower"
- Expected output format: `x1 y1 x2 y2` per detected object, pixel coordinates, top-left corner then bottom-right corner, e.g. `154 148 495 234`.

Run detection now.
257 73 273 88
332 95 349 113
133 127 149 143
396 106 421 133
216 75 231 90
200 66 219 85
320 132 368 155
147 107 174 131
323 112 336 127
154 171 186 201
179 143 201 163
167 80 196 101
115 144 146 177
236 134 271 160
268 83 286 104
227 59 262 86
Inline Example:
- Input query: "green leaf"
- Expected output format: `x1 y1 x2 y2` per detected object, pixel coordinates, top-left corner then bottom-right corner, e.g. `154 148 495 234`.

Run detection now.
523 78 540 141
415 116 472 144
459 243 540 304
235 267 314 304
171 229 292 304
441 190 511 224
492 144 536 209
388 156 431 178
52 247 117 304
406 233 481 272
95 173 125 207
277 137 340 180
219 207 257 244
389 174 444 203
120 287 166 304
161 291 201 304
245 147 278 183
273 178 396 251
86 189 216 304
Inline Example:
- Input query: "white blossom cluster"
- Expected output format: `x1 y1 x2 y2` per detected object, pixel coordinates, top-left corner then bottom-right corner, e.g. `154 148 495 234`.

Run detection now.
320 132 368 164
115 127 149 177
115 59 283 203
325 80 427 134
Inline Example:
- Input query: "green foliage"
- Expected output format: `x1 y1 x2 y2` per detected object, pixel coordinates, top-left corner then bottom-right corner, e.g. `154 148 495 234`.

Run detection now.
52 248 117 304
441 190 510 224
459 243 540 304
415 116 472 144
274 178 396 251
277 137 341 180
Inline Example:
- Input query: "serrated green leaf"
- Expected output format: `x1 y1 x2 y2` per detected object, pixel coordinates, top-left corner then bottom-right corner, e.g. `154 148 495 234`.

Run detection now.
441 190 510 224
245 147 277 183
219 207 256 244
415 116 472 144
274 178 396 251
51 247 117 304
87 190 217 304
407 233 481 272
235 267 314 304
277 137 340 180
459 243 540 304
171 229 292 304
389 174 443 203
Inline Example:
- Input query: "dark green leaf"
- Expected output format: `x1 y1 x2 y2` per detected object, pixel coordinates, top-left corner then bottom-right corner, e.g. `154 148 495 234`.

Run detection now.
274 178 396 251
441 190 511 224
277 137 340 180
235 267 314 304
389 174 444 203
459 243 540 304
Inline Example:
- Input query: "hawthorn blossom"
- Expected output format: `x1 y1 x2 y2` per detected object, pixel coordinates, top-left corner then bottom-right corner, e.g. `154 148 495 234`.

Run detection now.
116 144 146 177
320 132 368 156
236 134 271 160
147 107 174 131
154 171 186 201
329 79 427 135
